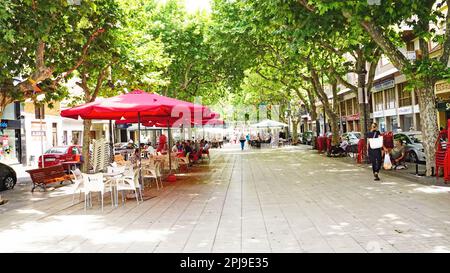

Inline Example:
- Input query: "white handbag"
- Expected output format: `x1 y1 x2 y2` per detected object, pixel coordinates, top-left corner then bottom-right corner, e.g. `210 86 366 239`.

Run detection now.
368 132 383 149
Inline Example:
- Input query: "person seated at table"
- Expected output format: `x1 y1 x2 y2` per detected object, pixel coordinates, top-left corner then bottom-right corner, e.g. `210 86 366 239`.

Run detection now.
184 141 193 156
146 142 156 156
129 148 140 165
390 139 406 170
203 141 210 151
176 141 183 152
171 143 178 153
194 140 200 152
126 139 135 149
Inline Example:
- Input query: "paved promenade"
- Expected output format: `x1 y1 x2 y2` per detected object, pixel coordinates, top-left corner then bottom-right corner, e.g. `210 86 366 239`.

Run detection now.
1 144 450 253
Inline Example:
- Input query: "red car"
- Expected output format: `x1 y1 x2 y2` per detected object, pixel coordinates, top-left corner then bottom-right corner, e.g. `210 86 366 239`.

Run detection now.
38 145 81 168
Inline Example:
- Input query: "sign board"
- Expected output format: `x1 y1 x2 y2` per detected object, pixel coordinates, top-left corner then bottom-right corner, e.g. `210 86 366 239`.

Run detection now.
116 123 131 129
398 106 413 115
373 79 395 93
373 111 384 118
346 113 360 121
435 81 450 94
31 131 46 136
436 101 450 112
0 119 20 129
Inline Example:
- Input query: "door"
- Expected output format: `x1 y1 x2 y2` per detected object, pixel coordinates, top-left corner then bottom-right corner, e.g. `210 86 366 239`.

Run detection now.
63 131 68 145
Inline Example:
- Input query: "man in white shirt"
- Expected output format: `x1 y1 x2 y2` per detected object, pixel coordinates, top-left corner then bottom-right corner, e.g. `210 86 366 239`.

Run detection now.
171 144 178 153
147 144 156 155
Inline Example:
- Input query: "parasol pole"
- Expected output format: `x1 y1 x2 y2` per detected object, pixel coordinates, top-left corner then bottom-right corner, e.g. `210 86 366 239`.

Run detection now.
138 112 142 188
109 120 113 163
167 119 172 174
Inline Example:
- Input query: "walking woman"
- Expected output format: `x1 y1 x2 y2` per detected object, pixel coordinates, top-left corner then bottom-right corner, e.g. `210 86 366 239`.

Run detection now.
239 134 246 151
367 123 382 181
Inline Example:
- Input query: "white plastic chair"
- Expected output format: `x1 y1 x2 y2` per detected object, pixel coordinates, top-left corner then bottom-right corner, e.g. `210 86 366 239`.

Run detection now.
155 161 163 189
82 173 111 211
116 168 143 205
143 161 163 190
178 152 190 171
70 169 84 204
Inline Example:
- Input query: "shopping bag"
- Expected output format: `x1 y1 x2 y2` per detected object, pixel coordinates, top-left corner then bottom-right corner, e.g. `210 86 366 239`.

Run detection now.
368 136 383 149
383 153 392 170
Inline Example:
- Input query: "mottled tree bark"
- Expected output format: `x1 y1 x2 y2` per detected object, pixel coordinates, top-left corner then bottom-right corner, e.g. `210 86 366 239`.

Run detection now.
81 119 92 173
292 120 299 144
416 85 438 175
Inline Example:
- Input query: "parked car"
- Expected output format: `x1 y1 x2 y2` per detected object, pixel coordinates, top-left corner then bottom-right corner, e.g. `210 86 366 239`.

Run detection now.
341 132 362 145
301 131 314 145
0 162 17 191
38 145 81 168
394 132 426 163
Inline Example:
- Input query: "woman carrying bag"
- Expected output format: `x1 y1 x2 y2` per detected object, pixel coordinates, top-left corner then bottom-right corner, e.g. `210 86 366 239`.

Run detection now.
367 123 383 181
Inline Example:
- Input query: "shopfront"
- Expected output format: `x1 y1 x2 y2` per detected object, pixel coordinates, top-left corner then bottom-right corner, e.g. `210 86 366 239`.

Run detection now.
435 80 450 129
0 102 23 164
0 119 22 164
437 101 450 128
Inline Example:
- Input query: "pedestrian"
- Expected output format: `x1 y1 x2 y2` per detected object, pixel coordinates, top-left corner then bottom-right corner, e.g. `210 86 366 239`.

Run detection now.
367 122 383 181
239 134 246 151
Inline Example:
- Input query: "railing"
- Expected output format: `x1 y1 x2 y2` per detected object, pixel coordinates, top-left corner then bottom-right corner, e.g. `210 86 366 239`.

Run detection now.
399 48 417 60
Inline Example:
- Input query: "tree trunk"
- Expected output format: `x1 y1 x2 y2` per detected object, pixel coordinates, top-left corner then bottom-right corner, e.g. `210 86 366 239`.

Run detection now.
81 119 92 173
325 109 340 146
0 93 13 119
356 50 370 137
416 85 438 176
292 120 299 144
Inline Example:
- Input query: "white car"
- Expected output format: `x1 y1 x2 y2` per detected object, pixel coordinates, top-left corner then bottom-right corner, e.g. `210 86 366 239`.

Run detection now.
341 132 361 145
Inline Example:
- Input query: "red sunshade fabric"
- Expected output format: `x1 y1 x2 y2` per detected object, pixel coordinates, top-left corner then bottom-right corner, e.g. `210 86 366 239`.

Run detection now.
60 90 210 120
115 115 223 127
143 118 224 127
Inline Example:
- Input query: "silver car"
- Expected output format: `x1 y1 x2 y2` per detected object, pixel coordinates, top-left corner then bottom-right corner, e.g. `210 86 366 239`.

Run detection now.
393 132 426 163
341 132 361 145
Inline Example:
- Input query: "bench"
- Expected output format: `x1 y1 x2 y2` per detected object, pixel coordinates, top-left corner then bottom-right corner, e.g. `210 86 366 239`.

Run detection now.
26 165 74 192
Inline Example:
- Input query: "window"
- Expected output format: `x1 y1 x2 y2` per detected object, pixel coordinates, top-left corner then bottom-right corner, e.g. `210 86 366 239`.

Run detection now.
384 88 396 109
34 104 45 119
374 91 384 111
398 83 412 107
352 98 358 114
45 147 68 154
340 101 346 116
346 99 353 115
406 41 415 51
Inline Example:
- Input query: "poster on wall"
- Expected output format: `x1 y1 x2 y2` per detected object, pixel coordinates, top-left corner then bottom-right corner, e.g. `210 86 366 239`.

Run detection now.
0 135 10 160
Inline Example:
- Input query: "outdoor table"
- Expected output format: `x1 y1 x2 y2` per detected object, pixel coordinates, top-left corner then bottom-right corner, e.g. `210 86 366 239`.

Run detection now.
104 171 124 207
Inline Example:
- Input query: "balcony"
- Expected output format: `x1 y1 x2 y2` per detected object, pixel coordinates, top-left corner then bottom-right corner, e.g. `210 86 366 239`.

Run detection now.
400 48 417 60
